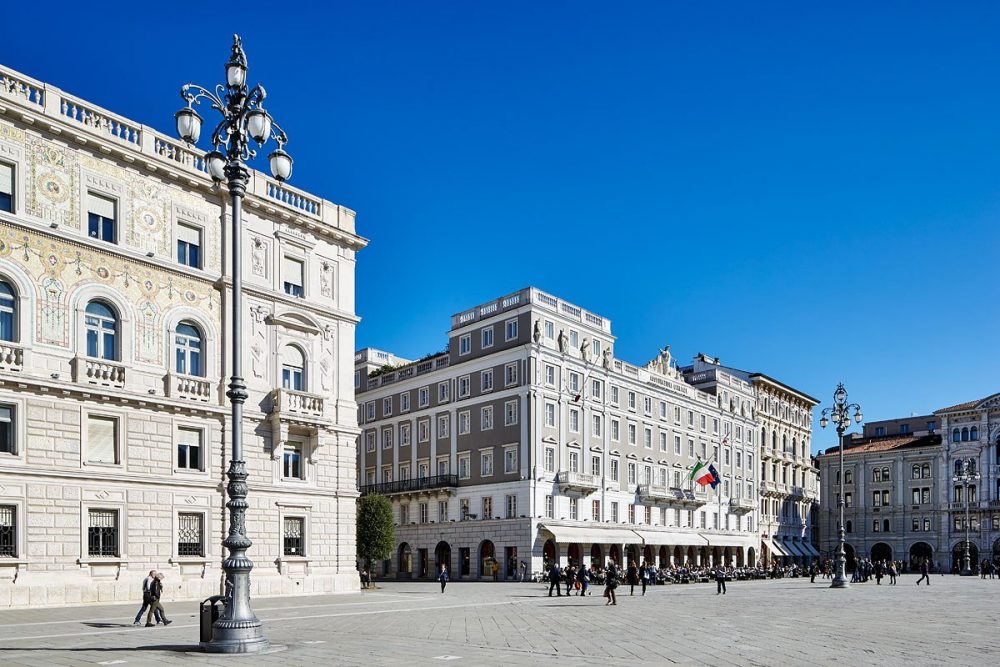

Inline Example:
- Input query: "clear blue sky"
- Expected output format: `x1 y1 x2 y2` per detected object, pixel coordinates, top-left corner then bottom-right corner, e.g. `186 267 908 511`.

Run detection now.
4 2 999 451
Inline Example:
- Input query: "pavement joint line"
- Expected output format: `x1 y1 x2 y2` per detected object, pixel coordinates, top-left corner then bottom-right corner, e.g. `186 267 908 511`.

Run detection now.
0 594 432 629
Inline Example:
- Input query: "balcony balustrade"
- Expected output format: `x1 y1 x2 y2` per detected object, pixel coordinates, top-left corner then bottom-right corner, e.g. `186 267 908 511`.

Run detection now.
165 372 213 402
272 388 325 420
0 342 24 373
360 474 458 497
559 471 601 493
72 356 125 389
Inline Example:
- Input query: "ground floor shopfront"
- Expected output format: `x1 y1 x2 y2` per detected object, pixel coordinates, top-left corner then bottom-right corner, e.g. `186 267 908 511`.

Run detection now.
379 519 773 580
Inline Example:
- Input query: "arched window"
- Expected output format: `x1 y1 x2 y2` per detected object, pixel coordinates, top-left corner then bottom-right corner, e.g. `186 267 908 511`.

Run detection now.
772 432 777 450
969 485 977 503
844 470 853 484
961 428 969 442
85 301 118 360
281 345 305 391
954 460 963 476
968 459 977 475
952 428 960 443
912 465 920 480
882 466 890 481
873 468 882 482
970 426 978 441
782 434 788 453
882 519 890 532
921 463 930 478
0 280 15 342
792 438 797 458
174 321 203 376
845 520 852 533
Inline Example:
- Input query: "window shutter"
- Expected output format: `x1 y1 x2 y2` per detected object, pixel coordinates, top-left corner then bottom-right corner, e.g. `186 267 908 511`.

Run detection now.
178 427 201 448
281 345 303 367
87 193 116 219
88 416 117 464
282 257 303 285
177 224 201 245
0 163 12 196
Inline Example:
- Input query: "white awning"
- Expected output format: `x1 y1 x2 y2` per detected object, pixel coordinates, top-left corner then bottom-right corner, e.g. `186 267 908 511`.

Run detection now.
541 524 641 544
782 539 805 558
633 530 708 546
763 537 788 557
699 533 752 548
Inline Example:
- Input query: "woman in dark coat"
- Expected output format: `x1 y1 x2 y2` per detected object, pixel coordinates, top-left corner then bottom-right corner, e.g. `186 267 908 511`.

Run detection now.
626 561 639 596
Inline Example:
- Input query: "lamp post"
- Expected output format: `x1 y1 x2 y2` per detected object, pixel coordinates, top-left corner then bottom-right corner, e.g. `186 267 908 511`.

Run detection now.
819 383 862 589
175 35 292 654
952 457 979 576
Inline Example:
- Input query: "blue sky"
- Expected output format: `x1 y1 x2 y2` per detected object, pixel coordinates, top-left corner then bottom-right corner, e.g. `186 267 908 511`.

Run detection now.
4 2 999 451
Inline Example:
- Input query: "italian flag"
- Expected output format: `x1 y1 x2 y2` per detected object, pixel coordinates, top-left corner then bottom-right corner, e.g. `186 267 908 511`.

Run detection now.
688 461 714 487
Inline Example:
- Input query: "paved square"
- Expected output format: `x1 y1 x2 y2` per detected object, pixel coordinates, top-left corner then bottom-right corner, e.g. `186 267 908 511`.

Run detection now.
0 574 996 666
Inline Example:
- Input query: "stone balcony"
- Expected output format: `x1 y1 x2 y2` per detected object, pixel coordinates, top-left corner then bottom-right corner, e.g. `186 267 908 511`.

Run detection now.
558 471 601 493
164 372 214 402
72 356 125 389
637 483 677 503
729 497 755 514
0 342 24 373
271 388 326 423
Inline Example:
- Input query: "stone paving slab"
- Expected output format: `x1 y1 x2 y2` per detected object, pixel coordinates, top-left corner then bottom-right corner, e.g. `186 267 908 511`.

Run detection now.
0 573 997 666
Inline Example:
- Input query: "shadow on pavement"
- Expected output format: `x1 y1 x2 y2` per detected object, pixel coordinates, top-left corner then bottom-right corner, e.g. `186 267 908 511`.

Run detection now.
0 644 196 653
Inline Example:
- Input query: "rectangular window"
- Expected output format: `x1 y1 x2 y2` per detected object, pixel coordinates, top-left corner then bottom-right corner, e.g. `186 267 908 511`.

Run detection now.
610 502 619 523
504 448 517 474
176 223 202 268
644 396 652 415
87 415 119 465
458 375 470 398
506 494 517 519
282 256 305 297
482 406 494 430
458 411 470 435
674 435 681 455
283 517 304 555
419 502 429 523
569 372 580 393
437 415 450 438
644 427 652 449
482 496 492 519
458 454 470 479
544 320 554 339
177 426 203 471
592 414 602 437
504 400 518 426
400 393 410 412
482 327 494 348
611 419 620 441
382 397 392 417
611 386 619 405
0 404 15 455
628 424 636 445
569 409 580 433
365 402 375 422
418 387 429 407
436 459 447 477
177 512 204 556
545 495 554 519
400 424 411 446
0 162 13 213
0 504 15 557
544 447 555 472
438 382 450 403
439 500 449 522
283 442 304 479
459 334 471 355
610 458 619 481
505 319 518 341
481 451 494 476
591 379 602 399
628 504 636 523
545 365 555 386
628 462 637 484
659 432 667 452
570 497 578 520
87 192 117 243
505 363 518 386
569 451 579 473
628 392 636 410
591 455 601 476
87 509 118 557
365 431 376 452
592 500 601 521
481 369 494 392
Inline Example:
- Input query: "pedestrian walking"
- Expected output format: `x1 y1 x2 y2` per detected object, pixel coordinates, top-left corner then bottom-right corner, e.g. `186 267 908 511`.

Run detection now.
715 565 727 595
576 564 590 596
808 563 816 584
626 561 639 596
144 573 172 627
133 570 162 626
604 563 619 606
519 560 527 582
548 562 563 597
439 564 449 593
888 561 897 585
916 558 930 586
640 563 651 596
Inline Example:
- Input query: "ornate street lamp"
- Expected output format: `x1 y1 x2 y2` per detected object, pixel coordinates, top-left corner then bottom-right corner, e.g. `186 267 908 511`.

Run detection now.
952 458 980 576
819 383 862 589
175 34 292 654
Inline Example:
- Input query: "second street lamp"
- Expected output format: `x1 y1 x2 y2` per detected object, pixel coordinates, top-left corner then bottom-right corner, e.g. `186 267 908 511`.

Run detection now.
819 383 862 589
175 34 292 654
953 458 980 576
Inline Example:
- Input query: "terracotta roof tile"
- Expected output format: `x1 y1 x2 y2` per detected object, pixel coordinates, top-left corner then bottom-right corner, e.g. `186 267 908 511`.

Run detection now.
934 398 983 414
819 433 941 456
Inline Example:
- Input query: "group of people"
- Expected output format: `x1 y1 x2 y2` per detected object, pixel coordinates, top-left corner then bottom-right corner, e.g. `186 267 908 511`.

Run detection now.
848 558 902 585
132 570 172 627
544 561 732 601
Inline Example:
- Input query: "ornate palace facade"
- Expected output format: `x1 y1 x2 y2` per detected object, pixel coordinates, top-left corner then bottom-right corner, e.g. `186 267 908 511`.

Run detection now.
356 287 818 580
0 63 364 607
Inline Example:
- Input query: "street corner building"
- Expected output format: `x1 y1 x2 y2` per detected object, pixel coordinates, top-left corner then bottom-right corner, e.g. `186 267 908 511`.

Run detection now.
0 63 366 608
354 288 821 580
816 395 1000 573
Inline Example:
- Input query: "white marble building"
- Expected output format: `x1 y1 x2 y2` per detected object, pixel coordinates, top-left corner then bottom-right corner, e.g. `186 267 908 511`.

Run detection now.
0 62 364 608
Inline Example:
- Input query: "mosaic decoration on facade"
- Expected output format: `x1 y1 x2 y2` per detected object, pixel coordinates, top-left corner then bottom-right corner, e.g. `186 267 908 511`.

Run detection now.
26 136 79 229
